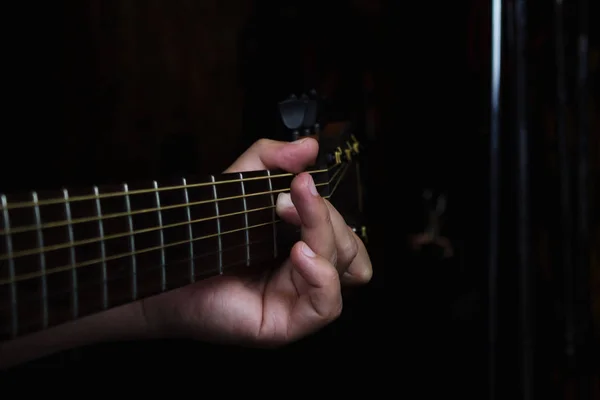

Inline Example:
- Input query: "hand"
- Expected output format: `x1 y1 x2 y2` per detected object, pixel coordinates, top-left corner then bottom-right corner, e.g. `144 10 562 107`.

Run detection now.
142 138 373 346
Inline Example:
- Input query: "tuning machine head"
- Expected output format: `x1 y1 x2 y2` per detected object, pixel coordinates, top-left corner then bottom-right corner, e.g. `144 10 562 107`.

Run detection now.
278 90 321 141
326 133 361 166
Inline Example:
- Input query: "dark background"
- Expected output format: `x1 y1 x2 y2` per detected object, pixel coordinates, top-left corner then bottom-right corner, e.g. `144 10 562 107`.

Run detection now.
1 0 599 398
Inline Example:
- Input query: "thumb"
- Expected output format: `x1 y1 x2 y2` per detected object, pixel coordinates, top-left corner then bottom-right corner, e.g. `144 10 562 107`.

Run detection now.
225 138 318 173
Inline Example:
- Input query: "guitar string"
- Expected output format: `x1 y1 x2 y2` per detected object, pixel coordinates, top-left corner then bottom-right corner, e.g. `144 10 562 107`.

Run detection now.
0 235 299 314
0 164 340 235
0 164 338 211
0 163 349 286
0 164 343 261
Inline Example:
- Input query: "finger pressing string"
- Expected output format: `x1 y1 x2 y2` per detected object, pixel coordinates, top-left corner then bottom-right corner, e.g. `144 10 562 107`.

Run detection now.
291 173 336 265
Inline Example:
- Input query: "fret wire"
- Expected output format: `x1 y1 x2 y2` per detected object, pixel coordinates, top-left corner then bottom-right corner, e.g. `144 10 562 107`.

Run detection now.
1 194 18 338
1 170 343 286
0 172 341 264
123 184 137 300
211 175 223 274
93 186 108 309
0 168 330 211
153 181 166 291
32 192 49 328
63 189 78 319
239 173 250 266
0 180 331 236
182 178 195 283
266 170 277 258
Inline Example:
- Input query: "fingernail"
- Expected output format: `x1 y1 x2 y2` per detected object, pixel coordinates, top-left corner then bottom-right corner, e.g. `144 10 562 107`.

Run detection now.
307 174 319 196
276 192 294 209
292 137 309 145
302 243 316 258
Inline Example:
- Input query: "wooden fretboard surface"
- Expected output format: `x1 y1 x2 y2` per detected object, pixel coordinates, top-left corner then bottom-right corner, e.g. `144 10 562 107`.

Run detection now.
0 167 333 340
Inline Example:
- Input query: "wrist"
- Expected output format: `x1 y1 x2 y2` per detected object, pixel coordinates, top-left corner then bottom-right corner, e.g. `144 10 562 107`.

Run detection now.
0 300 151 369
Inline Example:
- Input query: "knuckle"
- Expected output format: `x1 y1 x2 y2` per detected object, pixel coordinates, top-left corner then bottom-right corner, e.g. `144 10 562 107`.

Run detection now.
323 205 333 225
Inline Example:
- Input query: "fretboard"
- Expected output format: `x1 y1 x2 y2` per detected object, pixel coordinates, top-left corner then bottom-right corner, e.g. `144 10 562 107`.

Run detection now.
0 167 334 340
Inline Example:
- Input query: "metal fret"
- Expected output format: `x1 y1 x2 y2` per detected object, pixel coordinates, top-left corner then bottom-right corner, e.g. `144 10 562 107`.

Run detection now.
182 178 195 283
266 170 278 258
239 173 250 266
210 175 223 274
1 195 18 338
32 192 48 328
123 184 137 300
63 189 78 319
93 186 108 309
153 181 166 291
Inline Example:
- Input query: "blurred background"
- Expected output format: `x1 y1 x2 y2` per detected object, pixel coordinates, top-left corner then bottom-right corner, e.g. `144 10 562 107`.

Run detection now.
1 0 598 398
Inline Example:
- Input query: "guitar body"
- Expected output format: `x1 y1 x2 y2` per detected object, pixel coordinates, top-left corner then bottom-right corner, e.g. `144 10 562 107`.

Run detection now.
0 93 367 342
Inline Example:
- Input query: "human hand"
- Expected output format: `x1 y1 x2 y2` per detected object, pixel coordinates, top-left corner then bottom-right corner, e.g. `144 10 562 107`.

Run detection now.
142 138 373 346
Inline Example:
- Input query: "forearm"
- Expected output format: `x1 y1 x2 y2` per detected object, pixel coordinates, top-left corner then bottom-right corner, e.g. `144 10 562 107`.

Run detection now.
0 300 150 369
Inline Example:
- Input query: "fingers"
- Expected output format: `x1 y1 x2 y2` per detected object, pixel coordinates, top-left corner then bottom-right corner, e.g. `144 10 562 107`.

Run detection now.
341 232 373 286
286 241 342 338
277 192 372 286
324 201 359 269
289 173 337 265
278 194 358 271
224 138 319 174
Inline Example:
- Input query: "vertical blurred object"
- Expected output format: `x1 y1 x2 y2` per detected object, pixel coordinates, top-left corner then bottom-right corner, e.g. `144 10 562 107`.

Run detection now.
488 0 502 398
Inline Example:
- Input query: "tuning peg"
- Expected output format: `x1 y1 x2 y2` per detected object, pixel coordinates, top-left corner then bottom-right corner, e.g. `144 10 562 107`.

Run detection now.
278 95 306 131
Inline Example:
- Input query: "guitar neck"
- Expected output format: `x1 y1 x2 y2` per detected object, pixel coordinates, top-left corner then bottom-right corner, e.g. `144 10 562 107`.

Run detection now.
0 167 333 341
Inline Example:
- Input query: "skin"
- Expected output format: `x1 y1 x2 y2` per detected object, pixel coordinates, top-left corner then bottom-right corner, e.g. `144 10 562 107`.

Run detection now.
0 137 373 368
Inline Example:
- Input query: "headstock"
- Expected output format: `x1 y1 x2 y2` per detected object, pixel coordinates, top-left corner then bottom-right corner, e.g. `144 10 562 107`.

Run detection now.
278 90 366 242
277 90 361 169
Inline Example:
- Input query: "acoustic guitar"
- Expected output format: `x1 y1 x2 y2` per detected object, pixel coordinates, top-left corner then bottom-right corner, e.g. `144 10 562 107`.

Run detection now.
0 93 368 342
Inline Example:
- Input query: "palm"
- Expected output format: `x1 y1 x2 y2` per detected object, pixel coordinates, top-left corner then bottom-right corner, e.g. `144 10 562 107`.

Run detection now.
165 257 318 345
